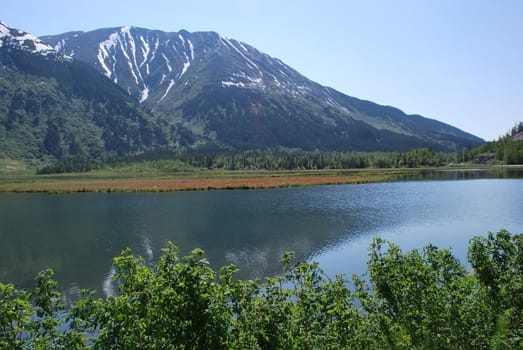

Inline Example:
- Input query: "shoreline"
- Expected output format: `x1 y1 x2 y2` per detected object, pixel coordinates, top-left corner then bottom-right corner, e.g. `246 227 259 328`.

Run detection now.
1 166 520 194
0 174 389 194
0 169 403 193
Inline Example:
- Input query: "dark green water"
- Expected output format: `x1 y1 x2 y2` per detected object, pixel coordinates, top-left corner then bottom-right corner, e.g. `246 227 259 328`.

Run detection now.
1 170 522 300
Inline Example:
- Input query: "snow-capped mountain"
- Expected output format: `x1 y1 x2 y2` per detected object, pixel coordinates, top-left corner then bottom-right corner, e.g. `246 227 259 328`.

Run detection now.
41 26 483 152
0 21 68 60
42 27 314 105
0 22 165 161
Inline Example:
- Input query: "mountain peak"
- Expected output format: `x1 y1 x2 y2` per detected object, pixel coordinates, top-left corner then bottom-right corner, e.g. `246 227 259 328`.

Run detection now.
40 25 484 152
0 20 70 61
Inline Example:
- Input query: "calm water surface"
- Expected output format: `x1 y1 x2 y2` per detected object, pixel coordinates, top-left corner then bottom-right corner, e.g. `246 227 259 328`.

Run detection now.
1 170 522 299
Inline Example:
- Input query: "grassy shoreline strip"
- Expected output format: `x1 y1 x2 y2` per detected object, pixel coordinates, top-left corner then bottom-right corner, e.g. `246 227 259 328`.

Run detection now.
3 165 518 194
0 173 389 193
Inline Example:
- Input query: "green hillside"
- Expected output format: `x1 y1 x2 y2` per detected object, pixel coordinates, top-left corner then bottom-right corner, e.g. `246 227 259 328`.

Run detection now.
463 122 523 164
0 47 167 163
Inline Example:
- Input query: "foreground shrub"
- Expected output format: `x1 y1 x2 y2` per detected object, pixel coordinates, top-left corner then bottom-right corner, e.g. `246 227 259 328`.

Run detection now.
0 230 521 349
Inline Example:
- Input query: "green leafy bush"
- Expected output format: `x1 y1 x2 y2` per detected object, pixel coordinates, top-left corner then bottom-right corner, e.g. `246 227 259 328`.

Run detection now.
1 230 522 349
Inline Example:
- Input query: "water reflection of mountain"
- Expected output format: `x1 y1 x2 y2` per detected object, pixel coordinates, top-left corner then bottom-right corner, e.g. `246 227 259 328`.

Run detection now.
0 189 368 295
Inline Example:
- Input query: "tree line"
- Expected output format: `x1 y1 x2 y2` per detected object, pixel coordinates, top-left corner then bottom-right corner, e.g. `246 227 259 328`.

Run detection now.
37 147 455 174
1 230 522 349
463 122 523 165
36 120 523 174
176 147 449 170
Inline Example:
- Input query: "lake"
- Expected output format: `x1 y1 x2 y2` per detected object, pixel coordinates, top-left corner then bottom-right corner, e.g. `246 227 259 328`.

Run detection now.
1 169 523 300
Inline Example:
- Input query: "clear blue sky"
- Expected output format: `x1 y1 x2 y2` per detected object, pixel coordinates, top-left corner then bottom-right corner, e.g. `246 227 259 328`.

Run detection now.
4 0 523 140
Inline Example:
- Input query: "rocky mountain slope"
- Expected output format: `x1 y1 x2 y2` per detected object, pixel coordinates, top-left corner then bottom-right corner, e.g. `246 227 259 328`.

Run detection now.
43 26 484 152
0 21 166 161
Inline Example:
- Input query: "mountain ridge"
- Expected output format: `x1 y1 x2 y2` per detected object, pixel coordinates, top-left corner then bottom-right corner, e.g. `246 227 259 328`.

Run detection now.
42 25 483 152
0 21 484 162
0 21 69 61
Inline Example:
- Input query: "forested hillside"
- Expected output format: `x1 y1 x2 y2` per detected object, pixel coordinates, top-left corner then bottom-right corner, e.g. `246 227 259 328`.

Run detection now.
0 22 168 162
0 49 168 162
464 122 523 164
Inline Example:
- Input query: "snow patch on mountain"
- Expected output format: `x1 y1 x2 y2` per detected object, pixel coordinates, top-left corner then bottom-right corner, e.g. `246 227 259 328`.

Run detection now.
238 42 249 52
96 27 150 97
121 45 139 84
159 79 175 102
0 21 9 39
322 87 350 114
179 52 191 77
178 33 195 61
122 27 143 86
139 86 149 103
162 53 172 72
150 37 160 62
97 32 119 78
221 71 265 89
0 21 68 60
188 39 194 60
219 35 261 75
139 35 150 68
222 81 246 88
178 33 185 47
